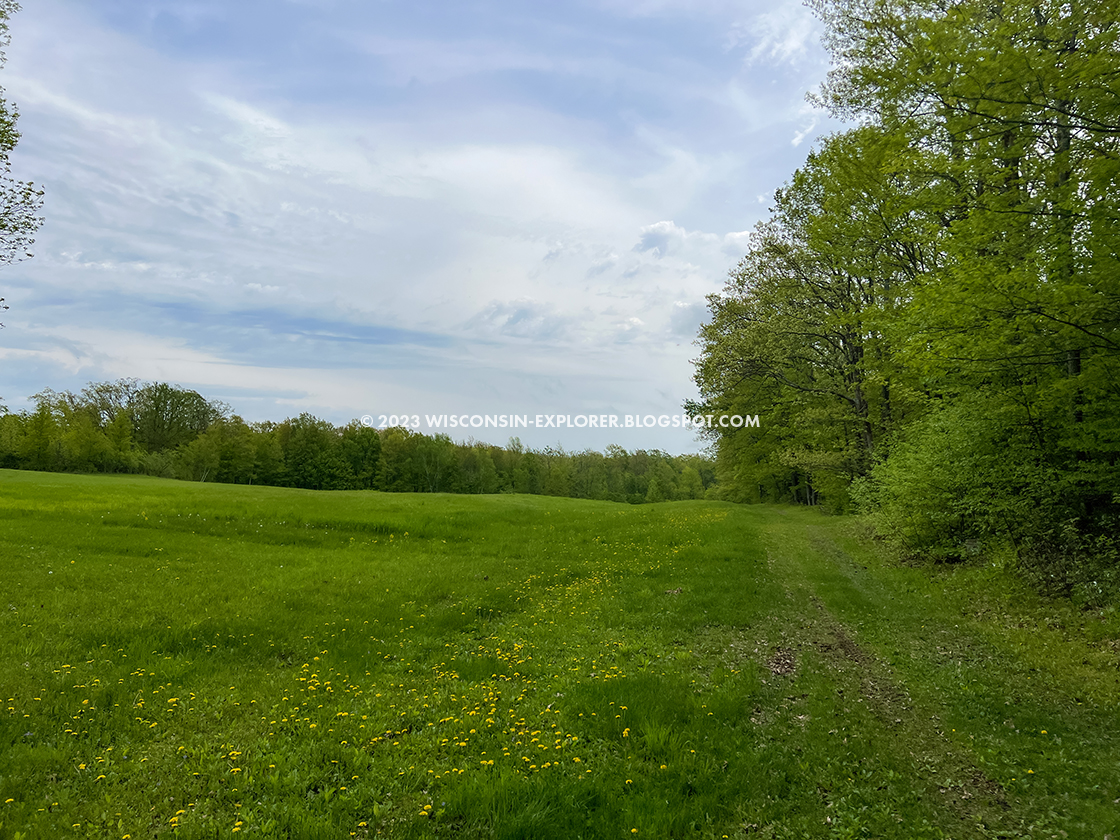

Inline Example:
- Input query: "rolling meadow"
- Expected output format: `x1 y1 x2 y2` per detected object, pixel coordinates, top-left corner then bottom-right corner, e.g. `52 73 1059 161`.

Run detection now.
1 470 1118 839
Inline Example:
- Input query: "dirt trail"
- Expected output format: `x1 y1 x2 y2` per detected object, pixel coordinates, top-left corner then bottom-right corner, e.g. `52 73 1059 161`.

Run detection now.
751 521 1029 829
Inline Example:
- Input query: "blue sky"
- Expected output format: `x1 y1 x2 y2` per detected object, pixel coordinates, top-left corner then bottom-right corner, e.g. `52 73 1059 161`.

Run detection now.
0 0 840 451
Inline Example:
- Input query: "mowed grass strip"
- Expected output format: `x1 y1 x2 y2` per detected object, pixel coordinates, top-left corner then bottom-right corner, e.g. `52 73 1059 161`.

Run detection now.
0 470 1117 839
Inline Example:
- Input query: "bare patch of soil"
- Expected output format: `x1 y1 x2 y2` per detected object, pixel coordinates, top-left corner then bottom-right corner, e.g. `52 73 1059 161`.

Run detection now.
765 646 796 677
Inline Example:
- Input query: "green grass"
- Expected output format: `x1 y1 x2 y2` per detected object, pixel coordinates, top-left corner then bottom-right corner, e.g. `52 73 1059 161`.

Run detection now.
1 470 1118 839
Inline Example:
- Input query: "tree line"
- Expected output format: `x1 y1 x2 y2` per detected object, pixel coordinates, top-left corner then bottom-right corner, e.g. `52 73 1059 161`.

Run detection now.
0 379 717 503
693 0 1119 601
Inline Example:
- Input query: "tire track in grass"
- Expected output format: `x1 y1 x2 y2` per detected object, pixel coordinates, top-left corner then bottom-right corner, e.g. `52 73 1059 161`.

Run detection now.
804 593 1014 825
760 511 1120 837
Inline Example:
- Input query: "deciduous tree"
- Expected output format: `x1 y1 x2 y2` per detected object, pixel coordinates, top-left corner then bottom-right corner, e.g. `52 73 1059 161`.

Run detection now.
0 0 45 325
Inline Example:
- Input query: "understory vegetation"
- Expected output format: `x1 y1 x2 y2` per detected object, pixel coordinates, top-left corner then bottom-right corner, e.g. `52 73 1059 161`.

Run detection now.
2 472 1118 838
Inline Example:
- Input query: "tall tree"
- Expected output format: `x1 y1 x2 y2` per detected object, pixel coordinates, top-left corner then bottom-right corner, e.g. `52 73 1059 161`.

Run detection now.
281 413 355 490
804 0 1120 574
0 0 44 325
339 421 382 490
415 433 458 493
131 383 222 452
695 127 930 505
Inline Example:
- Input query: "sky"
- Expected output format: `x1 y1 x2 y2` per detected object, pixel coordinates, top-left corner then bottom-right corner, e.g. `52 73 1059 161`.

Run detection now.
0 0 841 452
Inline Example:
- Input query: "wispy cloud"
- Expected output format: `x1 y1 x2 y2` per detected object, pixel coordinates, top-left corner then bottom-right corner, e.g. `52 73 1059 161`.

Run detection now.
728 1 822 66
0 0 842 449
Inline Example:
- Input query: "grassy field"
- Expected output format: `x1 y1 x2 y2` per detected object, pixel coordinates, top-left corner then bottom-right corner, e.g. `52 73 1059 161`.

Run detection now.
1 471 1118 839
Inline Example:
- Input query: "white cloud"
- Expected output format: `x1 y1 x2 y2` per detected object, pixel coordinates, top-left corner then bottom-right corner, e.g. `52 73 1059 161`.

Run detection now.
0 0 846 450
729 2 822 67
463 299 575 341
632 220 723 261
634 221 701 257
721 229 754 257
338 32 567 85
792 117 819 146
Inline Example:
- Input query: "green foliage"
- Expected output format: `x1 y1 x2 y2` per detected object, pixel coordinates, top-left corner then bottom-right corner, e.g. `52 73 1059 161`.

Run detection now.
104 411 139 473
377 425 422 492
21 401 60 471
280 413 357 490
339 421 382 489
694 127 931 508
131 382 221 453
415 432 458 493
695 0 1120 595
0 0 43 293
1015 517 1120 608
852 393 1043 558
0 379 718 505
